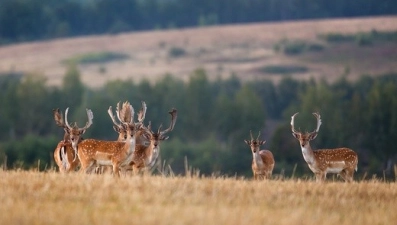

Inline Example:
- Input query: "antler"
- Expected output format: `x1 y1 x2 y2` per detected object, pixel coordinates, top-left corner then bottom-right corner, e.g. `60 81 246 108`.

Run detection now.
65 108 94 132
311 112 322 134
136 101 147 124
53 108 65 128
118 101 134 124
290 112 300 134
108 105 120 127
159 108 177 136
108 101 135 131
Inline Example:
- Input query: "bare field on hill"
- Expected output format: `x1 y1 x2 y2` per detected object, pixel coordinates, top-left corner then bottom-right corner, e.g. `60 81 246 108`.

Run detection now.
0 16 396 88
1 170 396 225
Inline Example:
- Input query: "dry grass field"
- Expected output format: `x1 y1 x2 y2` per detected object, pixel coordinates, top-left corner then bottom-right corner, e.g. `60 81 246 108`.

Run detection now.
0 16 396 87
1 170 396 225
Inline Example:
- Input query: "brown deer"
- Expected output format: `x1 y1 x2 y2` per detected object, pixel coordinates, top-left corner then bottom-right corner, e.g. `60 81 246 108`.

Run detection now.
244 131 275 180
126 108 177 175
65 104 142 177
52 108 92 173
291 112 358 182
108 101 147 144
95 101 147 174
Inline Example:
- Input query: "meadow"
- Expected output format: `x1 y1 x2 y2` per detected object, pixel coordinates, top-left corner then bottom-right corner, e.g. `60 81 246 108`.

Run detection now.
0 16 396 87
1 170 396 225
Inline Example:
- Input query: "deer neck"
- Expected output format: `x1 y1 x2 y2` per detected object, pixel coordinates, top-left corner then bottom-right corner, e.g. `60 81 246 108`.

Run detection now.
252 149 264 168
146 143 160 168
126 134 136 155
301 142 316 165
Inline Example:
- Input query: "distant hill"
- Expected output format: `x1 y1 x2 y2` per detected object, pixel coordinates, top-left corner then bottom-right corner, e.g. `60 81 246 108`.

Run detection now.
0 16 396 88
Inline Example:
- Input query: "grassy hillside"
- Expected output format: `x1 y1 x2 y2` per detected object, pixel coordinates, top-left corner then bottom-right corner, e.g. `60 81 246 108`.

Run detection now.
0 16 396 87
1 170 396 225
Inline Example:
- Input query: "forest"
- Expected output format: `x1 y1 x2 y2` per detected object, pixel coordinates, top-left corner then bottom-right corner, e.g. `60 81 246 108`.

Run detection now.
0 0 396 45
0 65 396 179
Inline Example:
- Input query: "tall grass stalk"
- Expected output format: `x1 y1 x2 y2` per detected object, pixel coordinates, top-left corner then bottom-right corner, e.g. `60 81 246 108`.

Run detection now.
0 170 396 225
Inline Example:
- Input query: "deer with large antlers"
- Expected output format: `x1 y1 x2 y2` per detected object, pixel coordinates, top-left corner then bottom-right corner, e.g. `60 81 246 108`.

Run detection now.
65 103 143 177
244 131 275 180
52 108 92 172
291 112 358 182
108 101 148 144
95 101 147 174
125 108 177 175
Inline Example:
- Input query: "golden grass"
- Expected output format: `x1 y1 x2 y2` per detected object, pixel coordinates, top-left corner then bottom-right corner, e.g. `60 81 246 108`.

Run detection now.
0 16 396 87
1 170 396 225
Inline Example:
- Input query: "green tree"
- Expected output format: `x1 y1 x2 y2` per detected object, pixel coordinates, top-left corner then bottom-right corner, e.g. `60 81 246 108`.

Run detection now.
366 81 397 174
15 73 52 137
62 64 85 108
183 69 214 140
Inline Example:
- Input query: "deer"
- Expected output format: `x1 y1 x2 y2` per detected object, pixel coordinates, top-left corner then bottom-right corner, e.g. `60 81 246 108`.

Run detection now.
95 101 147 174
108 101 148 144
125 108 177 175
244 131 275 180
65 104 142 177
291 112 358 182
52 108 92 173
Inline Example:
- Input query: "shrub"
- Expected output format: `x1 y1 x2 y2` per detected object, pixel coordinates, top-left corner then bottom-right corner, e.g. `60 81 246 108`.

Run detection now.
283 41 306 55
63 52 130 65
319 33 355 43
168 47 187 58
258 65 308 75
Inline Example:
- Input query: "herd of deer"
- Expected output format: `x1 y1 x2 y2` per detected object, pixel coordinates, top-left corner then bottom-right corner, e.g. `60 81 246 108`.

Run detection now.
52 101 358 182
53 101 177 177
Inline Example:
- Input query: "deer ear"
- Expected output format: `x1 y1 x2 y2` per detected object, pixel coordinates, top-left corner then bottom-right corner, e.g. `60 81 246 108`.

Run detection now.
80 130 86 135
244 140 250 145
310 132 318 140
292 133 299 139
259 140 266 145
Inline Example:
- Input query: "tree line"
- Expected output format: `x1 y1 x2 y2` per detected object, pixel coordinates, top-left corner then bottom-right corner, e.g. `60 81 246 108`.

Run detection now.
0 0 396 44
0 65 396 179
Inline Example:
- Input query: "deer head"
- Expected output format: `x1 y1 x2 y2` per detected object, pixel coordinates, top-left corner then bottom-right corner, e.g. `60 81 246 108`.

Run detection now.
291 112 322 148
244 130 266 153
53 108 70 141
108 101 147 141
64 107 94 151
142 108 177 147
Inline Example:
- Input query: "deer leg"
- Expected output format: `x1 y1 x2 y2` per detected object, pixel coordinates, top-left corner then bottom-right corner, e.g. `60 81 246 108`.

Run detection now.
265 171 272 179
85 161 97 174
112 163 121 177
315 172 326 182
340 169 354 182
132 164 141 176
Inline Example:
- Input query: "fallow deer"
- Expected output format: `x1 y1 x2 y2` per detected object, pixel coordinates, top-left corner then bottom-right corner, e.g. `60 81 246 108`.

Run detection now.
108 101 148 144
95 101 147 174
291 112 358 182
52 108 91 172
65 105 141 177
244 131 275 180
126 108 177 175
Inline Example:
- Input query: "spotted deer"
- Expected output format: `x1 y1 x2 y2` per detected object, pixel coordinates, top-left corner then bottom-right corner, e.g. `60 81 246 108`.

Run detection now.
52 108 92 173
126 108 177 175
108 101 148 144
244 131 275 180
95 101 147 174
291 112 358 182
65 104 142 177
